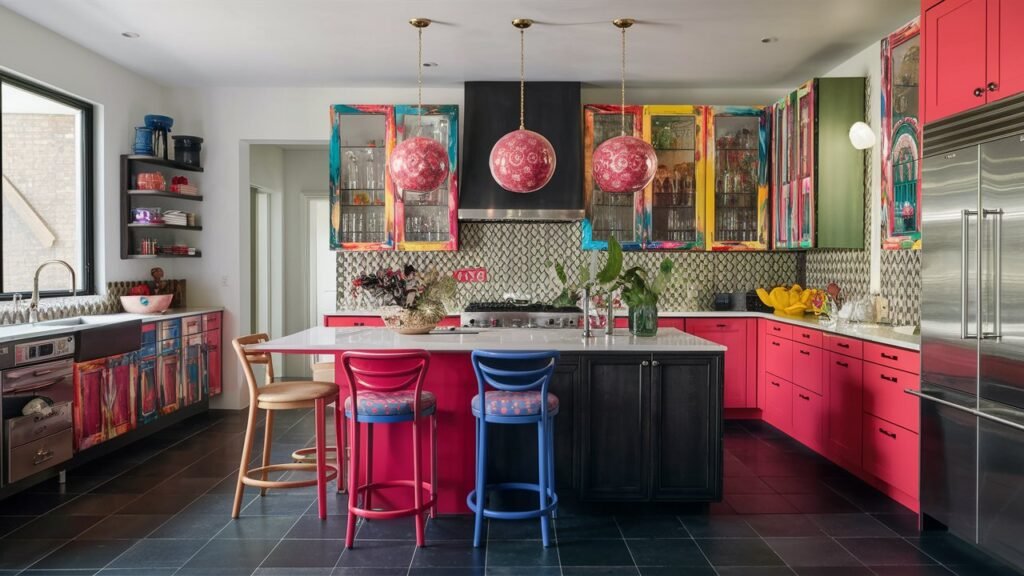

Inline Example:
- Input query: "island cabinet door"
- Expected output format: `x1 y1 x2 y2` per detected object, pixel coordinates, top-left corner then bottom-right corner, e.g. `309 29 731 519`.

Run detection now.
579 354 651 501
650 355 722 501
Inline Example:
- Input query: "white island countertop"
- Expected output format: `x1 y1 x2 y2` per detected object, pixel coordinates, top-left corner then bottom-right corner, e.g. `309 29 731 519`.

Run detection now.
249 326 727 354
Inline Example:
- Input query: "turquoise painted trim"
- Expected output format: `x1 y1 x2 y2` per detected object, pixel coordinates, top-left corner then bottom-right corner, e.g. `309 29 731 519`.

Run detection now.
580 218 643 251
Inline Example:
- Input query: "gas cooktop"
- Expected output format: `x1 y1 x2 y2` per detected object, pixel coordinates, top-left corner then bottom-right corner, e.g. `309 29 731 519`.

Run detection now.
461 302 583 329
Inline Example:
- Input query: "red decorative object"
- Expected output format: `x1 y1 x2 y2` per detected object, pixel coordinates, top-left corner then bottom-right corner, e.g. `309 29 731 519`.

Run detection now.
489 129 556 193
389 136 449 193
453 267 488 283
592 134 657 193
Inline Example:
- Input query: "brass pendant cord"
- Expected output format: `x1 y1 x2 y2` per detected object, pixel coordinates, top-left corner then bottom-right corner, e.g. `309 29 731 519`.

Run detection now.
620 25 626 136
417 26 423 131
519 28 526 130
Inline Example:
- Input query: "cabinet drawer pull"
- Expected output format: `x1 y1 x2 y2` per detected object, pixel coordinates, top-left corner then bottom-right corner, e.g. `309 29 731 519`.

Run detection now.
988 82 999 92
836 360 849 368
801 333 811 339
974 87 985 97
716 323 727 328
881 374 898 383
836 342 850 349
771 342 781 347
881 352 898 361
770 381 781 388
772 326 781 332
651 360 660 367
798 393 810 401
799 350 811 356
878 427 897 439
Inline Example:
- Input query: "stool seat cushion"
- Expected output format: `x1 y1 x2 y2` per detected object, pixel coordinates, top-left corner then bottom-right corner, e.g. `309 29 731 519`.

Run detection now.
472 391 559 416
257 381 337 404
345 390 436 417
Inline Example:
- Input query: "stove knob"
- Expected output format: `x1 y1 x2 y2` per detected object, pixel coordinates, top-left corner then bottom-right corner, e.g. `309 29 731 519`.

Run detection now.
547 318 555 326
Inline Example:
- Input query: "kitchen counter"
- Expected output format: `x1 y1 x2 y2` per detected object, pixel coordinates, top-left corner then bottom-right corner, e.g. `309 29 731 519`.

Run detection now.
328 309 921 351
0 307 223 345
250 326 726 354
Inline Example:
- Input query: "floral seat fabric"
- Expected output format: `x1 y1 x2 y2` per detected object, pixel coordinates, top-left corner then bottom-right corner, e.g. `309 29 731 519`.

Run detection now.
344 390 436 417
471 391 559 416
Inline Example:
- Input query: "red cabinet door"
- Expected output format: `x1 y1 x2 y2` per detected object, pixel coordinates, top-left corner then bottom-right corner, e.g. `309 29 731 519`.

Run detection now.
792 385 824 453
686 319 751 408
205 329 222 397
827 352 864 468
924 0 989 122
863 413 919 497
764 377 792 433
792 342 823 395
73 359 107 451
987 0 1024 103
765 335 793 382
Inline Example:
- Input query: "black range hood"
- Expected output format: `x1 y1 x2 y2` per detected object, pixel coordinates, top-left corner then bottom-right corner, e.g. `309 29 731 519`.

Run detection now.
460 81 583 221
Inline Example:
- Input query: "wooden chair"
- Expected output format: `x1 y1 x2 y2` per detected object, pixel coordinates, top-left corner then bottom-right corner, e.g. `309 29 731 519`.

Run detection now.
231 334 339 519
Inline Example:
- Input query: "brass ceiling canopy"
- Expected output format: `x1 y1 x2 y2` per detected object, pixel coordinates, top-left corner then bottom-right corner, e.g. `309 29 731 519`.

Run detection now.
512 18 534 29
612 18 635 29
409 18 431 28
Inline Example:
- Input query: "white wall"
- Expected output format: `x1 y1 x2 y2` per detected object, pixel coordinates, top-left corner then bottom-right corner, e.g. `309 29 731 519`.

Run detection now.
0 6 173 287
823 41 884 293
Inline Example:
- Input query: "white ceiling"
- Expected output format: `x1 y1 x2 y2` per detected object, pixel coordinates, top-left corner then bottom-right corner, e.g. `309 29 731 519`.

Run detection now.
2 0 918 88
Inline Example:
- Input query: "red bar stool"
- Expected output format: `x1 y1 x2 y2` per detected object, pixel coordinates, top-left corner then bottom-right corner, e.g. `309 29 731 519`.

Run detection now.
341 350 437 548
231 334 339 519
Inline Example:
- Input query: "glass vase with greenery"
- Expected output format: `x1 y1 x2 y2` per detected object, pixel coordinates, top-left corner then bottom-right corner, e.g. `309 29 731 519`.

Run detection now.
616 258 674 337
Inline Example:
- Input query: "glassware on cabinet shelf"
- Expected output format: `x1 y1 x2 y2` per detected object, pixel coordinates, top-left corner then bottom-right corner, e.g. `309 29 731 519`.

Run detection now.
344 151 360 190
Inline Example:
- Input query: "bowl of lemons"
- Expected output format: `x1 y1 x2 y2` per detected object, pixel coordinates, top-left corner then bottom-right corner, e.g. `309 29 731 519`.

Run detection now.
756 284 829 317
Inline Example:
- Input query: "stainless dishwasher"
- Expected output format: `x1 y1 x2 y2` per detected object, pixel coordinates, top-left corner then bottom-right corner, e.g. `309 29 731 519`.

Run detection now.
0 335 75 485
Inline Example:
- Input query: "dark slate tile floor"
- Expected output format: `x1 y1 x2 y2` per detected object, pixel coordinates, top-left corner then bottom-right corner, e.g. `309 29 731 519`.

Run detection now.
0 410 1018 576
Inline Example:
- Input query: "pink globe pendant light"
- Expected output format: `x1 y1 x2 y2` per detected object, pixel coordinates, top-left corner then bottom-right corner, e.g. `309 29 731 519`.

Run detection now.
388 18 450 193
592 18 657 194
489 19 557 193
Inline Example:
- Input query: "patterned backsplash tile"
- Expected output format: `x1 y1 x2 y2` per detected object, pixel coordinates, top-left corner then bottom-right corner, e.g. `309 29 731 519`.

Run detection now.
337 221 803 312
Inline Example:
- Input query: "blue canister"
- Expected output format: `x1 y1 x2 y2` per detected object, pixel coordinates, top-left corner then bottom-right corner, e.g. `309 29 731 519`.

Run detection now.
133 126 155 155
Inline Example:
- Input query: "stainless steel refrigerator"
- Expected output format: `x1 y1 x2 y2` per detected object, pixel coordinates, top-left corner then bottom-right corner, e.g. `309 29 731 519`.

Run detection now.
918 93 1024 570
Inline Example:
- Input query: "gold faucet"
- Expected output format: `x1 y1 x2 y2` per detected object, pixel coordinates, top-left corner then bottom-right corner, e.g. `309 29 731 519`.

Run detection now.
29 260 77 324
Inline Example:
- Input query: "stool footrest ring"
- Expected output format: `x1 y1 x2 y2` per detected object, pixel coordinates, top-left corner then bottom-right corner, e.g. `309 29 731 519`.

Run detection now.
350 479 435 520
466 482 559 520
242 462 338 490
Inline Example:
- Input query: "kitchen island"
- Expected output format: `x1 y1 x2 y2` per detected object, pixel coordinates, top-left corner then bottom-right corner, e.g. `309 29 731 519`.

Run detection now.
251 327 725 514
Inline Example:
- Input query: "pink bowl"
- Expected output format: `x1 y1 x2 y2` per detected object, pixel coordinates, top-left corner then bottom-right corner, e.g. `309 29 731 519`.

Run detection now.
120 294 173 314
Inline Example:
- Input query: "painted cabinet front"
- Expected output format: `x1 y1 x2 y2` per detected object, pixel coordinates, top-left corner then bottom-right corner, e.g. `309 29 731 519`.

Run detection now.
137 322 159 425
827 351 864 468
582 105 645 251
685 319 754 408
922 0 989 123
394 105 459 251
73 358 106 451
157 321 181 416
644 105 707 250
882 18 923 250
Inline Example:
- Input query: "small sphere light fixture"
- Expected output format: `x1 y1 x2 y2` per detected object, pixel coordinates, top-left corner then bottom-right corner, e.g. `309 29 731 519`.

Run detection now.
489 18 557 194
591 18 657 194
388 18 450 193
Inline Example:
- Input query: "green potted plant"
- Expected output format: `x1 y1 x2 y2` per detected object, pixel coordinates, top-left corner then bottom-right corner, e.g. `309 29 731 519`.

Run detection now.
546 237 623 327
351 265 456 334
616 257 674 337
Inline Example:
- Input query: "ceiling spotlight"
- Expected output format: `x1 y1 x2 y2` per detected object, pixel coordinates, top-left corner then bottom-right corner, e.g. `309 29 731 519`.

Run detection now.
121 32 140 38
423 62 438 67
760 36 778 44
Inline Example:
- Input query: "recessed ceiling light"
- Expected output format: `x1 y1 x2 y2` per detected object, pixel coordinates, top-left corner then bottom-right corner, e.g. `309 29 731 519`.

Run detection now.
122 32 140 38
760 36 778 44
423 62 438 67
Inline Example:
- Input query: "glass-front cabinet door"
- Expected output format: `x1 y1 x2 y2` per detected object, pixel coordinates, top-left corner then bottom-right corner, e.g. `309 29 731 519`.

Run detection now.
644 105 706 250
881 19 922 250
394 105 459 251
583 105 645 251
706 107 769 250
771 95 793 249
329 105 395 251
794 81 815 248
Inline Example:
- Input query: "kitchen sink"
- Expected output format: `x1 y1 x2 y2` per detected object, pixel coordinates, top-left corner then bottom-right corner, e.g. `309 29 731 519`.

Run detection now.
36 316 125 327
70 317 143 361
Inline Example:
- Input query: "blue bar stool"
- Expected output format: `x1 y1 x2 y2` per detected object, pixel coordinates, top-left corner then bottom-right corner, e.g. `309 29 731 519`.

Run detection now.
467 350 559 548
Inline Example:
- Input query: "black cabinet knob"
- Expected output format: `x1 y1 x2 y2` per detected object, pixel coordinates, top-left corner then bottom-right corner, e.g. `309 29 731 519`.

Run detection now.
975 87 985 97
988 82 999 92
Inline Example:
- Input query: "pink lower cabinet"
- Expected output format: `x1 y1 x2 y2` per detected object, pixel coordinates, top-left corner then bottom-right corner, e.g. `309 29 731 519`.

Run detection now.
764 376 793 433
827 352 863 468
765 335 793 382
685 319 755 408
137 323 159 424
204 329 222 396
862 413 919 498
792 342 824 395
863 362 920 433
791 385 824 452
73 358 106 451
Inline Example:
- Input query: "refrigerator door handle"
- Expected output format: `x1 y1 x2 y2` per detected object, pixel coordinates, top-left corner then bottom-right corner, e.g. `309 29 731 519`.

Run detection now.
962 209 978 340
983 208 1004 340
908 388 1024 434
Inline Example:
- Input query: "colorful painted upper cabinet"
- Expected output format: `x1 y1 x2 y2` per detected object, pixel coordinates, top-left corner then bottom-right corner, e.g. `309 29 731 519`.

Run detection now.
582 105 646 251
329 104 459 252
707 107 770 250
770 78 866 250
645 106 707 250
882 19 923 250
922 0 1024 124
